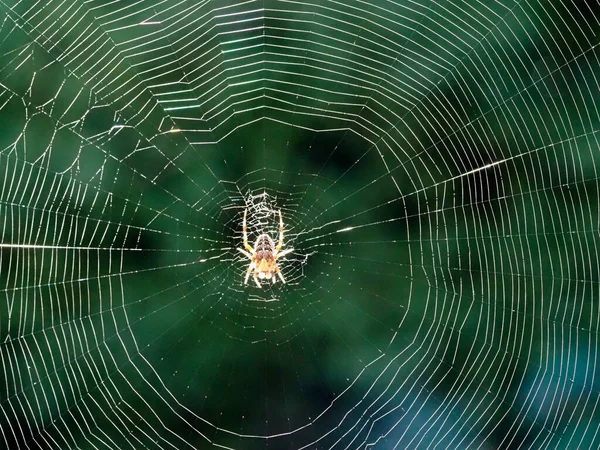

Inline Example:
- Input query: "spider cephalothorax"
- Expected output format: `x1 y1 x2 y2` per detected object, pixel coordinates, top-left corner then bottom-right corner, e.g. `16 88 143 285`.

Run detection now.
237 209 293 287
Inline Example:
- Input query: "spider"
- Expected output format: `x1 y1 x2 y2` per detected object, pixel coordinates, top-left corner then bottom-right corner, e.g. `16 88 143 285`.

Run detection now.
237 209 293 288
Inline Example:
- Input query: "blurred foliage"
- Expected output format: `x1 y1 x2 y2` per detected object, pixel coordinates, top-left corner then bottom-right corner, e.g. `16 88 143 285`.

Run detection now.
0 1 599 449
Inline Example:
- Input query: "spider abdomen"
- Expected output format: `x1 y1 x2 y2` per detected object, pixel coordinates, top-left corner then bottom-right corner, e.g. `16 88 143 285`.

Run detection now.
254 234 275 258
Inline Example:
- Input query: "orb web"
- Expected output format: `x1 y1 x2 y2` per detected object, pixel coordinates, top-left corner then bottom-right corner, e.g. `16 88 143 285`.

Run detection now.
1 1 599 449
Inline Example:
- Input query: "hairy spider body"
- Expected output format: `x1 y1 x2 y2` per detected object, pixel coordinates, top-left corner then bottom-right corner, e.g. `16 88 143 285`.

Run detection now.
237 209 293 287
253 235 276 276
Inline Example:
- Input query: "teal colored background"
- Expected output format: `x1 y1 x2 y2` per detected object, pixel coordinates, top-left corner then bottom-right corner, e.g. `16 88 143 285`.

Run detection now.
0 1 599 449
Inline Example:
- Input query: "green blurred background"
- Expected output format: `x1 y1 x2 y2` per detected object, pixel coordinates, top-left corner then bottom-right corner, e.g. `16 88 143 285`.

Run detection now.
0 1 599 449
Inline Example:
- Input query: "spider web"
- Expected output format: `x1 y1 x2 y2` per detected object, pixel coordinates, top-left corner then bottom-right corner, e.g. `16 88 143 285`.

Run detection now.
1 0 599 449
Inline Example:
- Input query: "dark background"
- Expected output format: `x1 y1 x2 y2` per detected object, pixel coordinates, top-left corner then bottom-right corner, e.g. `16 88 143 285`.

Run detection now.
1 1 599 449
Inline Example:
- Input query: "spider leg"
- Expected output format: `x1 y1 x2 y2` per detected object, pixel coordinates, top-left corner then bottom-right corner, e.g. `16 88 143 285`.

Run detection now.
244 263 255 284
275 266 286 283
237 247 253 259
275 210 284 253
275 248 294 258
242 209 253 253
253 272 262 288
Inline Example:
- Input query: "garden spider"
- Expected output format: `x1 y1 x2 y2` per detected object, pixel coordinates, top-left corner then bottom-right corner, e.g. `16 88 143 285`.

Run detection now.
237 209 293 288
